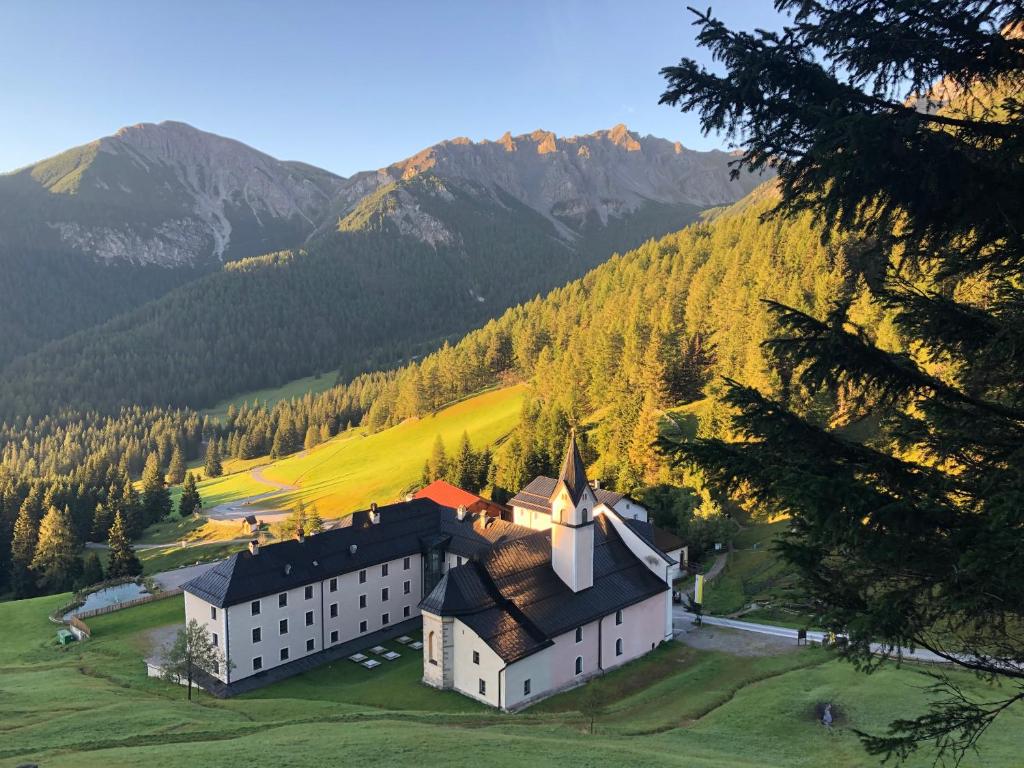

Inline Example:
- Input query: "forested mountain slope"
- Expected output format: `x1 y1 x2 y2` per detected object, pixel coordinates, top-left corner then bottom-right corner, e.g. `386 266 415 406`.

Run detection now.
0 125 762 418
0 122 347 366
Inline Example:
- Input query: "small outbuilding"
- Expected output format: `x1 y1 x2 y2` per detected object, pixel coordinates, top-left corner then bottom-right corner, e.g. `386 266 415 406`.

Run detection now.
56 629 76 645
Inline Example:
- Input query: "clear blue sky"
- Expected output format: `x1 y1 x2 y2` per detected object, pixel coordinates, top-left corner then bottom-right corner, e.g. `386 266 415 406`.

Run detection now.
0 1 784 177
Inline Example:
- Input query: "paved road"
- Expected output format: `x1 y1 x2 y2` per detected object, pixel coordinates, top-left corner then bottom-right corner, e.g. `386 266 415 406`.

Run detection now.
152 560 223 591
672 610 954 665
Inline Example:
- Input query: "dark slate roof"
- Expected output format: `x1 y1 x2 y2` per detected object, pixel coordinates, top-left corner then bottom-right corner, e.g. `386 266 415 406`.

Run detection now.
558 431 590 505
185 498 534 608
422 515 668 663
624 519 685 555
509 476 633 515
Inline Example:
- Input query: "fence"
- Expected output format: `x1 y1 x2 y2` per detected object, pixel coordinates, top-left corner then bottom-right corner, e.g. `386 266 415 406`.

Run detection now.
73 587 183 620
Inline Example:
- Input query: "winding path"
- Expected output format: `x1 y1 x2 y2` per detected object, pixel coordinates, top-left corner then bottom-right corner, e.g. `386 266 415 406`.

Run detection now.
203 464 301 523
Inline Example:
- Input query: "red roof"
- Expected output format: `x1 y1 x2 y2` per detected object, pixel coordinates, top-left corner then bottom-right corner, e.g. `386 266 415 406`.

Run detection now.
414 480 510 520
414 480 483 509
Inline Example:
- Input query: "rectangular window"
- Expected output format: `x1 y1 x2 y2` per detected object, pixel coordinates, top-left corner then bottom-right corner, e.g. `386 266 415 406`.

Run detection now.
306 638 315 652
330 630 339 643
210 606 217 620
279 618 288 635
403 580 411 595
524 679 531 696
403 556 411 570
615 638 623 657
472 650 480 665
382 613 390 626
280 648 289 661
252 627 261 643
381 587 389 602
304 585 313 600
253 656 263 671
456 556 462 566
330 603 338 618
359 594 367 609
251 600 261 616
381 563 389 577
615 610 623 626
329 578 338 592
278 593 288 608
212 633 218 647
479 679 486 695
359 569 366 584
213 660 219 674
403 605 411 618
359 620 367 634
575 626 582 643
305 610 314 627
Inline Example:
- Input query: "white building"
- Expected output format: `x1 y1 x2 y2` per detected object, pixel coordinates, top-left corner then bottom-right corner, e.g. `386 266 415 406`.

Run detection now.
182 432 684 708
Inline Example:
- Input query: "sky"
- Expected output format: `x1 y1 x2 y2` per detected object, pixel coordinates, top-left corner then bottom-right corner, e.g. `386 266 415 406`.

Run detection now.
0 1 785 177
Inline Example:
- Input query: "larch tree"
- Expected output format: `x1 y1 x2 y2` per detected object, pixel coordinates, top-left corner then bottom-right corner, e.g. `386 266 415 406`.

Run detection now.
660 1 1024 761
167 444 186 486
30 505 81 593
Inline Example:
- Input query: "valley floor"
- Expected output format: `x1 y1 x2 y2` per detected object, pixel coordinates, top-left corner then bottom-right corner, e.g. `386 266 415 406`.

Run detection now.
4 593 1021 767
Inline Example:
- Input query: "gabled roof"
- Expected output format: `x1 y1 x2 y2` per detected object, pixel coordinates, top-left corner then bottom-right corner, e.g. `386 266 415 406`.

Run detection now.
421 515 668 663
185 498 534 608
509 476 636 515
555 430 590 505
624 518 685 555
414 479 483 509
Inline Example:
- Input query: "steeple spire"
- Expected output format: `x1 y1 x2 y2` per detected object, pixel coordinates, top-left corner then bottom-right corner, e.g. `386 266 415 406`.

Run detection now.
556 429 589 506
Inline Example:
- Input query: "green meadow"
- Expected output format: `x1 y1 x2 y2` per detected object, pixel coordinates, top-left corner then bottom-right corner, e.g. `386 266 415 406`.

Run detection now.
191 383 527 519
3 593 1021 767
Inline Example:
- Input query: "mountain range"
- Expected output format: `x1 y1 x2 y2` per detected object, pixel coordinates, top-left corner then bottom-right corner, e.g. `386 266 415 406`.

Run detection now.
0 121 764 417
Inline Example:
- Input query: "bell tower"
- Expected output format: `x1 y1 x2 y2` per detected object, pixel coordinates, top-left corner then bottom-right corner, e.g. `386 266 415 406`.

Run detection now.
549 430 594 592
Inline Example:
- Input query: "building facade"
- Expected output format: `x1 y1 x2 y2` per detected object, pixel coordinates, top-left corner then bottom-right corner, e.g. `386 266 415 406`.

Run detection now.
182 432 683 708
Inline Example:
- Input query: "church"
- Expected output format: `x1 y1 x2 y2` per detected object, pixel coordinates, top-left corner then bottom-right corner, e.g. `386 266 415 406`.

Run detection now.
181 432 683 709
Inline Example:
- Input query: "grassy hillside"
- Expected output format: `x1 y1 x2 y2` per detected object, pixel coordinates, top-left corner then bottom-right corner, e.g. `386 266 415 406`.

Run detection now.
256 384 525 512
161 385 527 545
201 371 340 421
3 593 1022 766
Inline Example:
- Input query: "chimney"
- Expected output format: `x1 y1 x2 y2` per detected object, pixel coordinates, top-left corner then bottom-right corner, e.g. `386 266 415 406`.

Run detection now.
295 529 305 543
591 479 601 490
370 502 380 525
457 505 468 521
284 563 292 576
249 539 260 556
349 544 358 556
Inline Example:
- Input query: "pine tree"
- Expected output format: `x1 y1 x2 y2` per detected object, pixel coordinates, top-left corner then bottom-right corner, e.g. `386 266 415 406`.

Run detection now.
106 511 142 579
303 425 319 451
167 444 186 485
426 435 448 483
141 452 171 526
80 551 104 588
9 504 38 598
204 439 223 478
178 472 202 518
306 505 325 534
661 2 1024 759
119 477 144 539
31 505 81 594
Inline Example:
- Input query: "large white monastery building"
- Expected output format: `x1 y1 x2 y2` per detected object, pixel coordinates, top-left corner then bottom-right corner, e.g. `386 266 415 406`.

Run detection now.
182 432 685 709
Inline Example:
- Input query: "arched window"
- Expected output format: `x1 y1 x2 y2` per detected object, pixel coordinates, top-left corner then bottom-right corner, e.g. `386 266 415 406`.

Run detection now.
615 638 623 657
575 656 583 675
428 631 436 664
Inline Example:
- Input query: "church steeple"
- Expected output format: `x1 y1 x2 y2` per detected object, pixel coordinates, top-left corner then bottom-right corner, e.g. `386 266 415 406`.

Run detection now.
549 430 595 592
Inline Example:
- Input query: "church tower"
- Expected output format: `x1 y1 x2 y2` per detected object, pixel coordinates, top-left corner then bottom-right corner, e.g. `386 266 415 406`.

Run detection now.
549 430 595 592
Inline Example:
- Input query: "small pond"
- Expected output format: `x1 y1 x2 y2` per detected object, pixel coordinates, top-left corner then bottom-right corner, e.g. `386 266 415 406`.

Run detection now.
64 582 149 620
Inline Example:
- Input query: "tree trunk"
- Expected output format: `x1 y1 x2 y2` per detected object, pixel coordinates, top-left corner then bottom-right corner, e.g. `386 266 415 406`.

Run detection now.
187 668 193 701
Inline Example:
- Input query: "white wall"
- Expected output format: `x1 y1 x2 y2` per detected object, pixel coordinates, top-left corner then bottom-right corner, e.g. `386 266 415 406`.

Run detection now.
511 505 552 531
183 591 227 682
186 550 424 683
